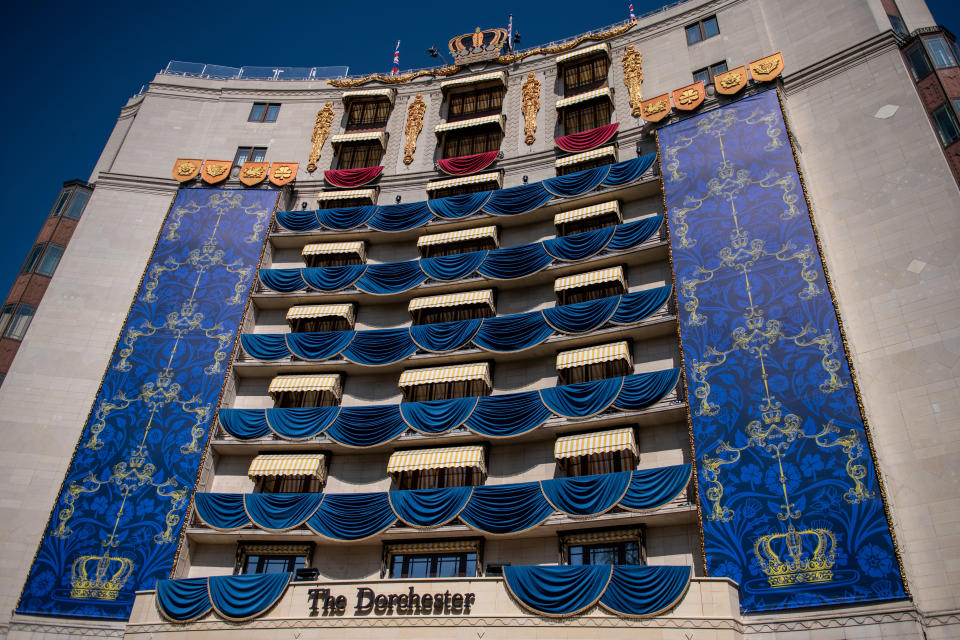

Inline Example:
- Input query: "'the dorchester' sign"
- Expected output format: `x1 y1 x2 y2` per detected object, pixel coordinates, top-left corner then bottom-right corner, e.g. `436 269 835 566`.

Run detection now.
308 587 477 616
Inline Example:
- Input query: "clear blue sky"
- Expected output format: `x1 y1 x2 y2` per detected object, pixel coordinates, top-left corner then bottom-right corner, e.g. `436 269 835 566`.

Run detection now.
0 0 956 300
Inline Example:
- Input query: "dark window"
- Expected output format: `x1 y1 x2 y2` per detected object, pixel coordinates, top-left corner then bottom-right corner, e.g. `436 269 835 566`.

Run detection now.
443 128 503 159
5 304 35 341
448 88 505 120
887 14 908 38
931 104 960 147
569 541 642 565
563 56 610 94
556 155 615 177
36 244 64 277
685 15 719 45
249 103 281 123
316 197 370 210
925 37 958 69
395 467 482 491
389 551 477 579
21 244 45 274
0 303 15 336
51 191 71 217
337 142 384 170
256 475 323 493
234 146 268 167
347 100 391 129
429 182 497 199
563 100 613 135
561 449 637 476
693 60 728 85
905 43 934 81
63 189 90 220
237 544 311 575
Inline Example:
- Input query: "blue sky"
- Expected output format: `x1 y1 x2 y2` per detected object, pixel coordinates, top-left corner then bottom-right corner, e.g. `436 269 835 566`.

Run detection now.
0 0 956 299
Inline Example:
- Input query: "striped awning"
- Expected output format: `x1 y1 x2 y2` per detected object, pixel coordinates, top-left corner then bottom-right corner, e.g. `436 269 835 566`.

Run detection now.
317 189 377 203
385 540 480 553
435 114 505 134
286 303 356 324
417 225 498 247
398 362 491 388
341 88 396 103
387 445 486 474
556 87 613 109
556 341 632 370
426 172 502 192
440 71 507 91
555 200 622 226
268 374 343 397
554 266 625 292
562 528 641 546
330 131 387 148
556 43 610 64
248 454 327 479
555 427 639 460
302 241 366 260
409 289 495 312
556 146 617 168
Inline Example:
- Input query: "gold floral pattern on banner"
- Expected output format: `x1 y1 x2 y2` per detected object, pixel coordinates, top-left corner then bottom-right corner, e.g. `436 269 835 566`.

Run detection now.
172 159 201 183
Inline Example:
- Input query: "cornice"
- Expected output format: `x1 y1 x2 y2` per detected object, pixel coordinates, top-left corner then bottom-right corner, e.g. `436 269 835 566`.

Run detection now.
783 30 901 95
8 615 125 637
93 172 180 196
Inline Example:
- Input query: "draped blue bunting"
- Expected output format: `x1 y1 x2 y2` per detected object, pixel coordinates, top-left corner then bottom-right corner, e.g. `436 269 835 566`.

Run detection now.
239 334 289 361
602 153 657 186
194 466 691 535
389 486 473 527
543 164 612 196
427 191 492 219
411 319 482 353
367 202 433 232
208 573 291 622
156 577 211 622
599 566 692 617
472 312 555 352
610 286 672 324
504 565 611 616
316 206 377 230
542 295 620 334
259 216 662 294
275 209 319 232
219 369 680 445
341 328 417 365
286 331 355 362
483 182 553 216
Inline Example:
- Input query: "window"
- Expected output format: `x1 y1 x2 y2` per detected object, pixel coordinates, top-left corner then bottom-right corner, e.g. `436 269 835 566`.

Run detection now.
5 304 35 341
563 56 610 94
51 191 71 217
556 155 615 177
443 129 503 159
563 100 613 135
63 189 90 220
685 15 719 45
693 61 728 85
256 475 323 493
20 244 44 274
337 142 384 170
448 88 505 120
931 104 960 147
21 243 65 277
887 13 908 38
905 43 934 81
924 37 958 69
237 543 312 575
394 467 483 490
561 528 645 566
347 99 391 128
387 543 480 579
233 146 268 167
0 304 14 336
248 103 281 123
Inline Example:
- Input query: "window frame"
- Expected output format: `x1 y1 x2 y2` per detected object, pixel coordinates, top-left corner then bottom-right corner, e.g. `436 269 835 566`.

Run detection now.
35 243 65 277
20 244 45 275
248 102 281 123
442 127 504 159
447 87 505 121
347 99 392 129
0 303 15 337
233 146 269 167
562 56 610 94
384 539 483 579
931 103 960 147
255 474 324 493
336 141 385 170
562 99 613 135
923 36 958 69
394 465 484 491
4 304 36 341
904 42 935 81
236 543 313 575
685 15 719 46
692 60 728 85
560 527 646 567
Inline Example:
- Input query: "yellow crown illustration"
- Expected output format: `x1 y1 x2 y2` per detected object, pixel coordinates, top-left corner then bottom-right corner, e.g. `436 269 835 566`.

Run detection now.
69 552 134 600
754 524 836 588
448 27 509 64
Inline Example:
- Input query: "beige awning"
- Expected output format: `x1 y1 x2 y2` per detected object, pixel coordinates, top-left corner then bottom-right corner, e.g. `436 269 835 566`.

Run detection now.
248 454 327 480
440 71 507 91
409 289 495 313
556 87 613 109
556 42 610 64
417 226 498 248
302 241 366 260
398 362 491 388
555 200 622 226
556 146 617 168
268 374 343 397
385 540 480 553
556 341 632 370
286 304 356 324
387 445 486 474
555 427 639 460
330 131 387 148
426 172 502 192
341 88 396 104
563 528 641 546
435 114 505 134
317 189 377 203
554 266 625 292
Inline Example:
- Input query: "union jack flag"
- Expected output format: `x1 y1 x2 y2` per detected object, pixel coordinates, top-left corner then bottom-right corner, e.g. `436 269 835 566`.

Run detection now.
629 3 636 20
507 14 514 52
392 40 400 75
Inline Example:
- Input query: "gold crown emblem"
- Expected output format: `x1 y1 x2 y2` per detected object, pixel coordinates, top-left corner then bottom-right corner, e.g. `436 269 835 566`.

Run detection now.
448 27 508 64
70 552 134 600
754 524 836 588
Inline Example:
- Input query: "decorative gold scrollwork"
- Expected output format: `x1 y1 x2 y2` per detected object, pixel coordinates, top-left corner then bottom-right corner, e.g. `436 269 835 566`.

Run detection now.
403 94 426 165
307 102 335 172
521 73 540 145
621 44 643 116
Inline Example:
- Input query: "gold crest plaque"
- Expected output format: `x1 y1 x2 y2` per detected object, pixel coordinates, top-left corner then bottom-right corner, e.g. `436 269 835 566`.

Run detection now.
269 162 299 187
715 66 748 95
201 160 232 184
672 81 705 111
172 158 202 183
239 162 269 186
639 94 671 123
749 52 784 82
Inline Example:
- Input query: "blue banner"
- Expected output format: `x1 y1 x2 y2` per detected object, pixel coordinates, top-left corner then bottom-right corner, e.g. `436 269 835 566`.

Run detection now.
659 91 905 612
17 188 277 620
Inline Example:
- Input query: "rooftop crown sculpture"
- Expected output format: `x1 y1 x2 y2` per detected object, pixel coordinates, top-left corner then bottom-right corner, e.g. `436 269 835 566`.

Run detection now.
449 27 509 64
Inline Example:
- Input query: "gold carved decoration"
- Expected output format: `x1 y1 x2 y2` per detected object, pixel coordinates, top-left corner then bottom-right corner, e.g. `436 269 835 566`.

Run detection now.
307 102 335 172
497 20 636 64
239 162 268 186
270 162 298 186
639 93 671 123
749 52 784 82
521 72 540 145
201 160 231 184
172 158 201 183
403 94 427 165
672 81 705 111
329 66 460 88
715 65 748 95
621 44 643 116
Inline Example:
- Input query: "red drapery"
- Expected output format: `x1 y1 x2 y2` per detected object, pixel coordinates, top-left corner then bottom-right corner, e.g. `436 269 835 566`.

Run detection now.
436 150 500 176
324 166 384 188
555 123 619 153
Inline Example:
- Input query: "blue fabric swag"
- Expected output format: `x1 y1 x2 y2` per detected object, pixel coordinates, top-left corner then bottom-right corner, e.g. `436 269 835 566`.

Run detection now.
194 465 691 536
157 573 291 623
259 214 663 293
240 287 672 364
274 154 657 233
217 368 680 444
